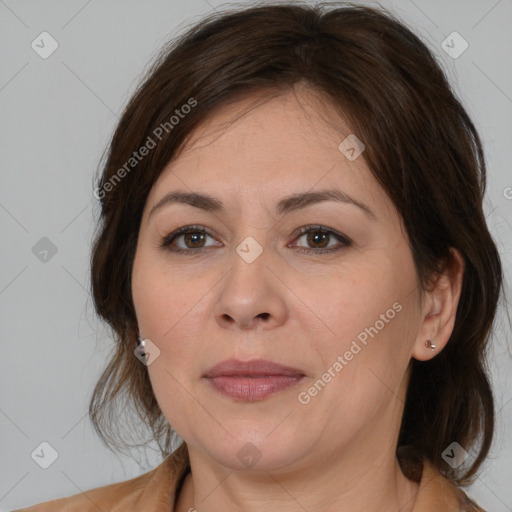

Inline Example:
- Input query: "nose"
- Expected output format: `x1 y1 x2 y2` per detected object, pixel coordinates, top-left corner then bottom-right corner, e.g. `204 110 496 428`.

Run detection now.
213 246 288 331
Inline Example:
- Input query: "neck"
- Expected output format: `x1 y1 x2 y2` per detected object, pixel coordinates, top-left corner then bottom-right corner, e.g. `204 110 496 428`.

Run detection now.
175 442 419 512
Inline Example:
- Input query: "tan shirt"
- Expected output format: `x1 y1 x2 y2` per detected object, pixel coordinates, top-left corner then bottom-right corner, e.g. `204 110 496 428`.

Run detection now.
15 444 484 511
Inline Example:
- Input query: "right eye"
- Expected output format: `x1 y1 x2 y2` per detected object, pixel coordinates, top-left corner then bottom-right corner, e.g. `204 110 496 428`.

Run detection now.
161 225 223 254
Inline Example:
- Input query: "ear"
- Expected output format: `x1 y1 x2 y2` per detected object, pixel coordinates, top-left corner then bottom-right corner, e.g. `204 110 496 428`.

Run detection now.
412 248 465 361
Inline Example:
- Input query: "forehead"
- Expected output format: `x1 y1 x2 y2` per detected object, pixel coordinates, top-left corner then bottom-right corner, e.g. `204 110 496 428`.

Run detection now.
145 86 389 218
177 86 351 169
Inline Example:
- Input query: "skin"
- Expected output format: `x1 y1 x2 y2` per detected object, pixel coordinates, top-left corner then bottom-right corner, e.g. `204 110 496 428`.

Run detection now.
131 83 465 512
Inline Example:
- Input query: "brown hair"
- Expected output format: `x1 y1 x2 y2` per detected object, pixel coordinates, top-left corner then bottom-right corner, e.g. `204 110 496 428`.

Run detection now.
89 0 505 488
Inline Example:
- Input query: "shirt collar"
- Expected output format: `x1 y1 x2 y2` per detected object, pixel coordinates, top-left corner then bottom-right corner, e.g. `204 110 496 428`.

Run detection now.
116 444 477 512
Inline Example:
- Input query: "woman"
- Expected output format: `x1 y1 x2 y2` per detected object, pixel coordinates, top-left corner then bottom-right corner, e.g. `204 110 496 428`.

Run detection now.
17 1 504 511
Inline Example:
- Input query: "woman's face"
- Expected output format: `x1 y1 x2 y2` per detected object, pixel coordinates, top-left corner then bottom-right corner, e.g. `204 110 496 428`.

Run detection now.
131 86 431 473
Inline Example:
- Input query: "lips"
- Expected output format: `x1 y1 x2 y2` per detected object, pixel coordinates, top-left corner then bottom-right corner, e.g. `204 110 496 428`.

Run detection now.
203 359 305 401
204 358 305 378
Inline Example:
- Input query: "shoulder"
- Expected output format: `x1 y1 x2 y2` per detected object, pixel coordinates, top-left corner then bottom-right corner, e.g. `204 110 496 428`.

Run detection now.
414 459 487 512
13 467 156 512
13 444 190 512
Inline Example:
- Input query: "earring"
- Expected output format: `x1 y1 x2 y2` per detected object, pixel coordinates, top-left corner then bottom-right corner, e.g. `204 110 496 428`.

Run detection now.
425 338 436 351
136 337 146 356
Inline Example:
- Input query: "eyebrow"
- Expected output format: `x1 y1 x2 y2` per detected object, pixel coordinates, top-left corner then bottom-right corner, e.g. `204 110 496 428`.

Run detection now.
148 189 376 220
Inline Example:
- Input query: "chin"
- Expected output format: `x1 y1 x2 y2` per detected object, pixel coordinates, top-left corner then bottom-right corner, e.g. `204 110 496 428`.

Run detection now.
193 428 314 473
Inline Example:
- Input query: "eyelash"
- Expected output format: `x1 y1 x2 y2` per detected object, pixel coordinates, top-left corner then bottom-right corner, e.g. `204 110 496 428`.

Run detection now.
160 224 352 255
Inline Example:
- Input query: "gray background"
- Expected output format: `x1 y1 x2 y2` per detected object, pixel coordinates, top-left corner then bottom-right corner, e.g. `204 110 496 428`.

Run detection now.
1 0 511 510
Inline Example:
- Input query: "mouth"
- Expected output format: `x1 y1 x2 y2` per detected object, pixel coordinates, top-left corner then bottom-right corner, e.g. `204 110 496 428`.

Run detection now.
203 358 305 401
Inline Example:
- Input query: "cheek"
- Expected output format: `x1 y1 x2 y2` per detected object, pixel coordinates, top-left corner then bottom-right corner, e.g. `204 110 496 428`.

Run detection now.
146 360 200 444
132 251 214 388
132 248 198 339
296 301 418 441
303 253 419 384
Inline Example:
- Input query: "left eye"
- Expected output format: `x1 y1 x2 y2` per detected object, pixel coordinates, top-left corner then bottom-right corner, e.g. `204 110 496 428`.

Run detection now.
289 226 351 253
160 225 351 254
